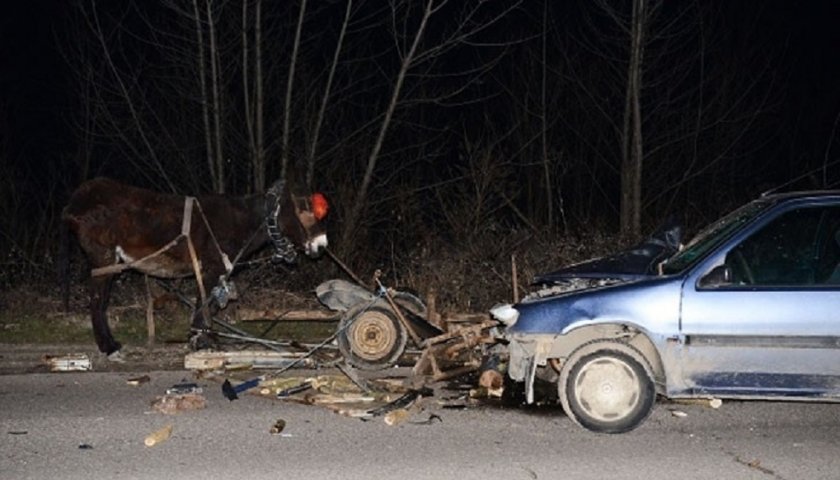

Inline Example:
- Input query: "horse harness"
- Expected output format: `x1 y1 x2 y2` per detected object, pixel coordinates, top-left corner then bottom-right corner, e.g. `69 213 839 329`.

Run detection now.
265 180 298 264
89 184 300 312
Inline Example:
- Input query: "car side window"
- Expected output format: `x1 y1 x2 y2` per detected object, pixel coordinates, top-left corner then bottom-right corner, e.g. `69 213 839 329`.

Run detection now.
724 207 840 287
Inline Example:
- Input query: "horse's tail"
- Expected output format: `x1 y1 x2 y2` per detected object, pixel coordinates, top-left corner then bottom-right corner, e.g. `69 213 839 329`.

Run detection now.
58 208 72 312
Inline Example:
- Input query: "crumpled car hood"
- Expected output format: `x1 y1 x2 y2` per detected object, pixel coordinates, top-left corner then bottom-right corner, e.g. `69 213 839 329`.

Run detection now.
534 219 683 284
509 275 682 334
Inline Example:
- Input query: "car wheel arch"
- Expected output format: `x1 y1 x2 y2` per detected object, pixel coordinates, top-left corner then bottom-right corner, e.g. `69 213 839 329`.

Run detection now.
549 325 665 395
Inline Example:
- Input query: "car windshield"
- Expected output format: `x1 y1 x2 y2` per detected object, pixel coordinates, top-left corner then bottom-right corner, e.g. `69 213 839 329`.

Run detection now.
660 199 773 274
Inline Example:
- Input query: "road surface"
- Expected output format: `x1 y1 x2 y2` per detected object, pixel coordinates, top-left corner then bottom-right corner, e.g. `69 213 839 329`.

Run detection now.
2 369 840 480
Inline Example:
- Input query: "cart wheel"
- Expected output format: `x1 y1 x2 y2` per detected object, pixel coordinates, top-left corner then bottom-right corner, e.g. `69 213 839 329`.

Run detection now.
337 302 408 370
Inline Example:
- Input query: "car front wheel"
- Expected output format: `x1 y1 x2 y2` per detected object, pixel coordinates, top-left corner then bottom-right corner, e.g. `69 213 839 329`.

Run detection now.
562 347 655 433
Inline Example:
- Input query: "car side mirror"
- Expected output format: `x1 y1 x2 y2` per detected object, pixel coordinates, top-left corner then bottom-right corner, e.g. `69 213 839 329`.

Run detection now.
699 265 732 288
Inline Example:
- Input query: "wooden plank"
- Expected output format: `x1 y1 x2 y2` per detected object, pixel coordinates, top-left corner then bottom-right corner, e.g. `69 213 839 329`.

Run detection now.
184 350 317 370
236 308 340 322
442 312 491 324
432 361 481 381
424 320 498 346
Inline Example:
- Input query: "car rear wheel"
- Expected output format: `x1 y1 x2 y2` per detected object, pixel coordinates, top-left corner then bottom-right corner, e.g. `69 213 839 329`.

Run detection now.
561 346 655 433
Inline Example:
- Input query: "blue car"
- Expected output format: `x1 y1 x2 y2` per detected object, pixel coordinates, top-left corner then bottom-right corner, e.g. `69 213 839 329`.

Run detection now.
490 191 840 433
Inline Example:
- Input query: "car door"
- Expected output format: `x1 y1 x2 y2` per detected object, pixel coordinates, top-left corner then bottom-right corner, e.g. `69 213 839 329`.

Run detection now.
675 203 840 398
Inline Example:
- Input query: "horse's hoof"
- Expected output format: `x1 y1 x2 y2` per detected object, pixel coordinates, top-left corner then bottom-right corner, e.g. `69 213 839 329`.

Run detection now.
189 332 213 351
107 351 126 363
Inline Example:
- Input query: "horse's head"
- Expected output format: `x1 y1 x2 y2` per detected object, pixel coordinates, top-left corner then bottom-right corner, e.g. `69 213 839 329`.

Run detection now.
265 180 329 262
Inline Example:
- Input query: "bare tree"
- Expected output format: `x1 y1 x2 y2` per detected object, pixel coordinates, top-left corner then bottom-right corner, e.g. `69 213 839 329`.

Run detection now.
86 0 177 192
340 0 523 247
553 1 779 235
306 0 353 189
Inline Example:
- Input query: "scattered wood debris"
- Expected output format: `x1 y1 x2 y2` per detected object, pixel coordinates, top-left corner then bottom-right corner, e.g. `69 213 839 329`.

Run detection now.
384 408 411 426
184 278 506 420
735 457 775 475
478 369 503 390
412 320 499 381
151 393 207 415
126 375 151 386
144 424 173 447
185 350 319 371
166 382 202 395
672 397 723 409
269 419 286 435
265 374 415 417
42 354 91 372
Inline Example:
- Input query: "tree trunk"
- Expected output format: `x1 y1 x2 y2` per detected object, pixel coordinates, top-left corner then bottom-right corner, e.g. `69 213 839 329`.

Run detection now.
541 0 553 229
207 0 225 193
255 0 265 191
242 0 255 193
620 0 646 239
282 0 307 181
306 0 352 189
192 0 215 193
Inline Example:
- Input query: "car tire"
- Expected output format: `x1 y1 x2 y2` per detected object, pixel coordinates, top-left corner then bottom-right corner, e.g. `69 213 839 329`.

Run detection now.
560 345 655 434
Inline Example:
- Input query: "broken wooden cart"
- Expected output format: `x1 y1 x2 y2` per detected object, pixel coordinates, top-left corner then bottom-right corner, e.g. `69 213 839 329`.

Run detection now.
187 277 500 383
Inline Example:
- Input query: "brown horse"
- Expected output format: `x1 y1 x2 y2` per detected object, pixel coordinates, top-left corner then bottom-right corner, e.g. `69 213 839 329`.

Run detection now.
61 177 329 359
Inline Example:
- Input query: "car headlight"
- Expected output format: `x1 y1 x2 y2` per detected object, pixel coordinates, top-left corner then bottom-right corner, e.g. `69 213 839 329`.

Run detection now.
490 303 519 327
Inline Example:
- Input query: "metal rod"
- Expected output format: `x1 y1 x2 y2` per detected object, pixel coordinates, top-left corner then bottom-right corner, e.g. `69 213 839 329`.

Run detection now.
374 270 423 347
211 318 290 353
326 248 366 286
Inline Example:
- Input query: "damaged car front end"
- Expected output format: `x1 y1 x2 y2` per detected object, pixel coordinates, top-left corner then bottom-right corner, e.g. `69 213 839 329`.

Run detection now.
493 193 840 433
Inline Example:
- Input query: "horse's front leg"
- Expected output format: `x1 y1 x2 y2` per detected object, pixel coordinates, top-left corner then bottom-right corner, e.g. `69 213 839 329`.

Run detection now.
188 272 222 350
90 274 122 359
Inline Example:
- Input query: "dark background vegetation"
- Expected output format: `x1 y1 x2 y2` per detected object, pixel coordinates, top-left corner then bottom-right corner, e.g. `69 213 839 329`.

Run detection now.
2 1 840 318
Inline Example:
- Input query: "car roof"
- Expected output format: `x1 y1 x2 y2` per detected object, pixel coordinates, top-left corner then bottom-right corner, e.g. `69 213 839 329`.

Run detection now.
759 190 840 204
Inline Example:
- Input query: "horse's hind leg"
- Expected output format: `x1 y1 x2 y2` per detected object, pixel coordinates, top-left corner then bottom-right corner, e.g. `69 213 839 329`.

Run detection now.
90 274 122 357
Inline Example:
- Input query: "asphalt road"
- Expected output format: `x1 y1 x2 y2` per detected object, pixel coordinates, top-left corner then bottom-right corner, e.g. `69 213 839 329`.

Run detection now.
2 368 840 480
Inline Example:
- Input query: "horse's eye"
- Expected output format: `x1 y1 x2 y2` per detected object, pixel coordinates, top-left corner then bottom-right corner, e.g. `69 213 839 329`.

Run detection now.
311 193 329 220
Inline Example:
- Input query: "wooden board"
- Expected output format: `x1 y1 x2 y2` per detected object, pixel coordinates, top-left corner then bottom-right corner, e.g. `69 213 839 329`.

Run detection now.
184 350 318 370
236 308 340 322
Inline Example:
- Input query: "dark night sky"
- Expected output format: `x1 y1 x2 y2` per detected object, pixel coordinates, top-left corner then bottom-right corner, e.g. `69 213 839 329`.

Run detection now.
2 1 840 193
2 1 72 165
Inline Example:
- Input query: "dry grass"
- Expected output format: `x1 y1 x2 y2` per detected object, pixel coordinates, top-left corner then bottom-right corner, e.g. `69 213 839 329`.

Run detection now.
0 229 623 346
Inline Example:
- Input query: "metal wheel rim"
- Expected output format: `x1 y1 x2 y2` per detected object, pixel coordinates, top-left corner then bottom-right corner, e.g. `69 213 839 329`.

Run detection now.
349 311 398 362
572 356 641 423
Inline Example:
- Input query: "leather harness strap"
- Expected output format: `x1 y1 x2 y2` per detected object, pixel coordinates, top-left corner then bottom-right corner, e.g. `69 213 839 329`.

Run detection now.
90 196 232 278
